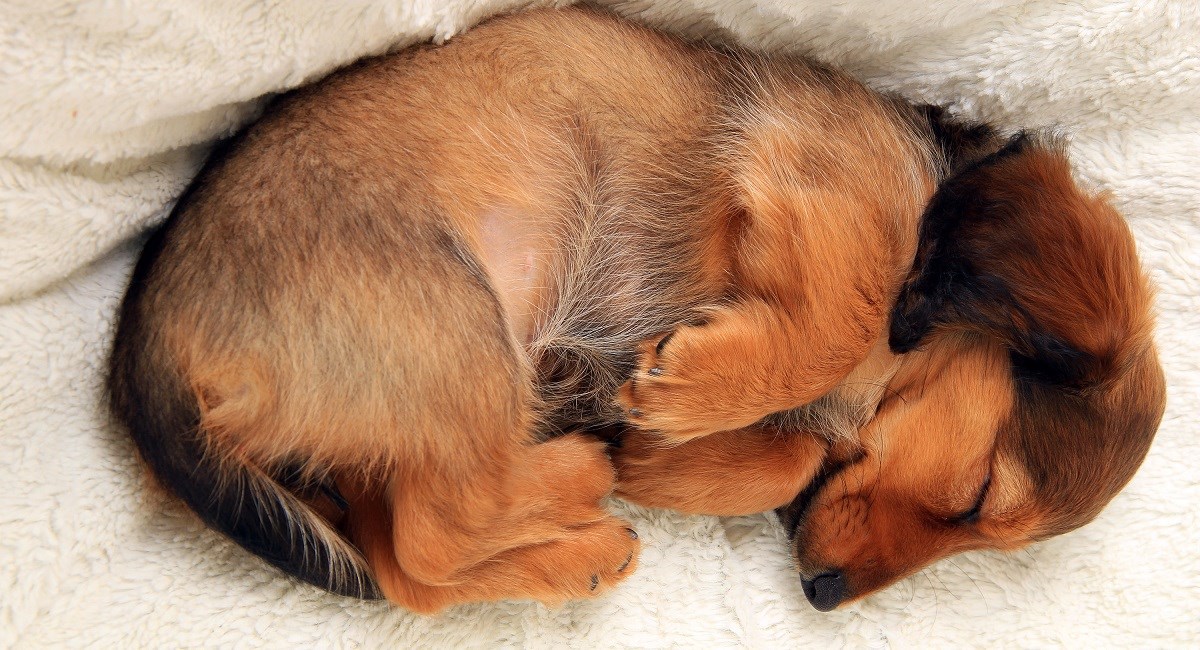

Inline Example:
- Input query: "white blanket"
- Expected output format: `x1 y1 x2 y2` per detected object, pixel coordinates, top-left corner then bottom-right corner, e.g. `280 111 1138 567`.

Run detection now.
3 0 1198 646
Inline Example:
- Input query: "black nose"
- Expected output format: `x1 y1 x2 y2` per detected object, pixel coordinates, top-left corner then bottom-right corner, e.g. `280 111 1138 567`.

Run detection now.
801 571 847 611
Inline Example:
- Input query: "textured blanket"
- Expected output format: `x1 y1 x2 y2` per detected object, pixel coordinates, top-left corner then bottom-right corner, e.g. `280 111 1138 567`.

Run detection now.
3 0 1197 646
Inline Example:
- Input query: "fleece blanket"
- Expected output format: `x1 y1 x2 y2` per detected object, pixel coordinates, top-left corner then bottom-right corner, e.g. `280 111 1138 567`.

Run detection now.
2 0 1197 646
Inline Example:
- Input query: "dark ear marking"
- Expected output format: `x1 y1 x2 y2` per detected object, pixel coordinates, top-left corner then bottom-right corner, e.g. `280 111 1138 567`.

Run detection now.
889 133 1034 354
1009 328 1098 390
890 132 1108 390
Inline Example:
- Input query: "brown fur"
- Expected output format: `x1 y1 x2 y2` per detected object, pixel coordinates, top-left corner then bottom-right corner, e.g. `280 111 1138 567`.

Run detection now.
617 133 1165 608
107 6 1164 612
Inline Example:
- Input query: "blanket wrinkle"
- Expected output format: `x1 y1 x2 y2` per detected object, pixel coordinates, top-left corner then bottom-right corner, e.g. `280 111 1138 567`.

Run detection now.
2 0 1198 646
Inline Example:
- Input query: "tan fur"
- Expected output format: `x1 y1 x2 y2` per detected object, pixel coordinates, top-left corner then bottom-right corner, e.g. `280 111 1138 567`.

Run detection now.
616 137 1164 607
108 6 1164 612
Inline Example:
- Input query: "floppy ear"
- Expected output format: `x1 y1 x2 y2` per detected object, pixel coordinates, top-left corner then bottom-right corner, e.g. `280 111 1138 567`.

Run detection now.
889 133 1151 388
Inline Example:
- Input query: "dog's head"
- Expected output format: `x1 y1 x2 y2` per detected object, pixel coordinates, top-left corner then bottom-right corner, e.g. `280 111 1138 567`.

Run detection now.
780 134 1166 611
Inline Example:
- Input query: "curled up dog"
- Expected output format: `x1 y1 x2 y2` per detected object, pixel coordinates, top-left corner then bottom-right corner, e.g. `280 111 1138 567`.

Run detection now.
107 6 1165 613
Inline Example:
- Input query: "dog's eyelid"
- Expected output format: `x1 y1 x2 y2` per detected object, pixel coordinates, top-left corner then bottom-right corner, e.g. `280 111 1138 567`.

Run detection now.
949 472 992 525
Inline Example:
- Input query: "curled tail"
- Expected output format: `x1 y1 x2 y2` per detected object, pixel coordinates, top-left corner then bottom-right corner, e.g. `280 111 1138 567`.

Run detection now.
106 238 380 600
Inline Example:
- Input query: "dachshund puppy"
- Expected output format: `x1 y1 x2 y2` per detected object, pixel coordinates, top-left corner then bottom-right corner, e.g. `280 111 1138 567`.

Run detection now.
107 5 1164 613
612 130 1166 610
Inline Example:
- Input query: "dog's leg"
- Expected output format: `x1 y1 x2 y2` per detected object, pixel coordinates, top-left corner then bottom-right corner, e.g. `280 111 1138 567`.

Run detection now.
353 493 638 614
344 432 639 612
615 90 931 441
611 426 825 515
619 173 914 440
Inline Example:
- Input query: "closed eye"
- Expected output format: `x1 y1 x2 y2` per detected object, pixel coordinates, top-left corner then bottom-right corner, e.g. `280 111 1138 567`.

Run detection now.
949 473 992 525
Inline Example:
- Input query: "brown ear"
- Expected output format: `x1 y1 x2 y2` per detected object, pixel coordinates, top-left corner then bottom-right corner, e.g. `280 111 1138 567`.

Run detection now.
889 133 1151 388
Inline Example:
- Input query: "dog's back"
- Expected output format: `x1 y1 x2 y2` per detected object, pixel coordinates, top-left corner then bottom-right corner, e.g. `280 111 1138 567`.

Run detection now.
106 6 746 605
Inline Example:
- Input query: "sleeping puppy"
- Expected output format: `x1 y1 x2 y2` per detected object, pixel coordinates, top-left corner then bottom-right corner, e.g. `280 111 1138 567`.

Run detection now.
106 5 1164 613
612 131 1167 610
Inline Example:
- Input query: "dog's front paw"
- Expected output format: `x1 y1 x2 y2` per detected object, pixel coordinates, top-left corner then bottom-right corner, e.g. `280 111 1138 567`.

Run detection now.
613 426 827 516
611 427 707 510
615 314 766 440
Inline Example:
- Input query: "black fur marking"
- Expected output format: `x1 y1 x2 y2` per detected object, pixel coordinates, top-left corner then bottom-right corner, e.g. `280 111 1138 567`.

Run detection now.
655 330 676 356
1010 332 1097 390
275 462 351 514
917 104 1000 176
889 131 1096 389
776 450 865 539
889 134 1035 353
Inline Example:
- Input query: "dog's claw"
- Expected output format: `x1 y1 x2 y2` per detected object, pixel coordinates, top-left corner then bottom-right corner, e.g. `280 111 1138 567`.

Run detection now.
648 367 663 376
655 332 675 355
628 408 643 417
589 575 600 591
618 553 633 572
